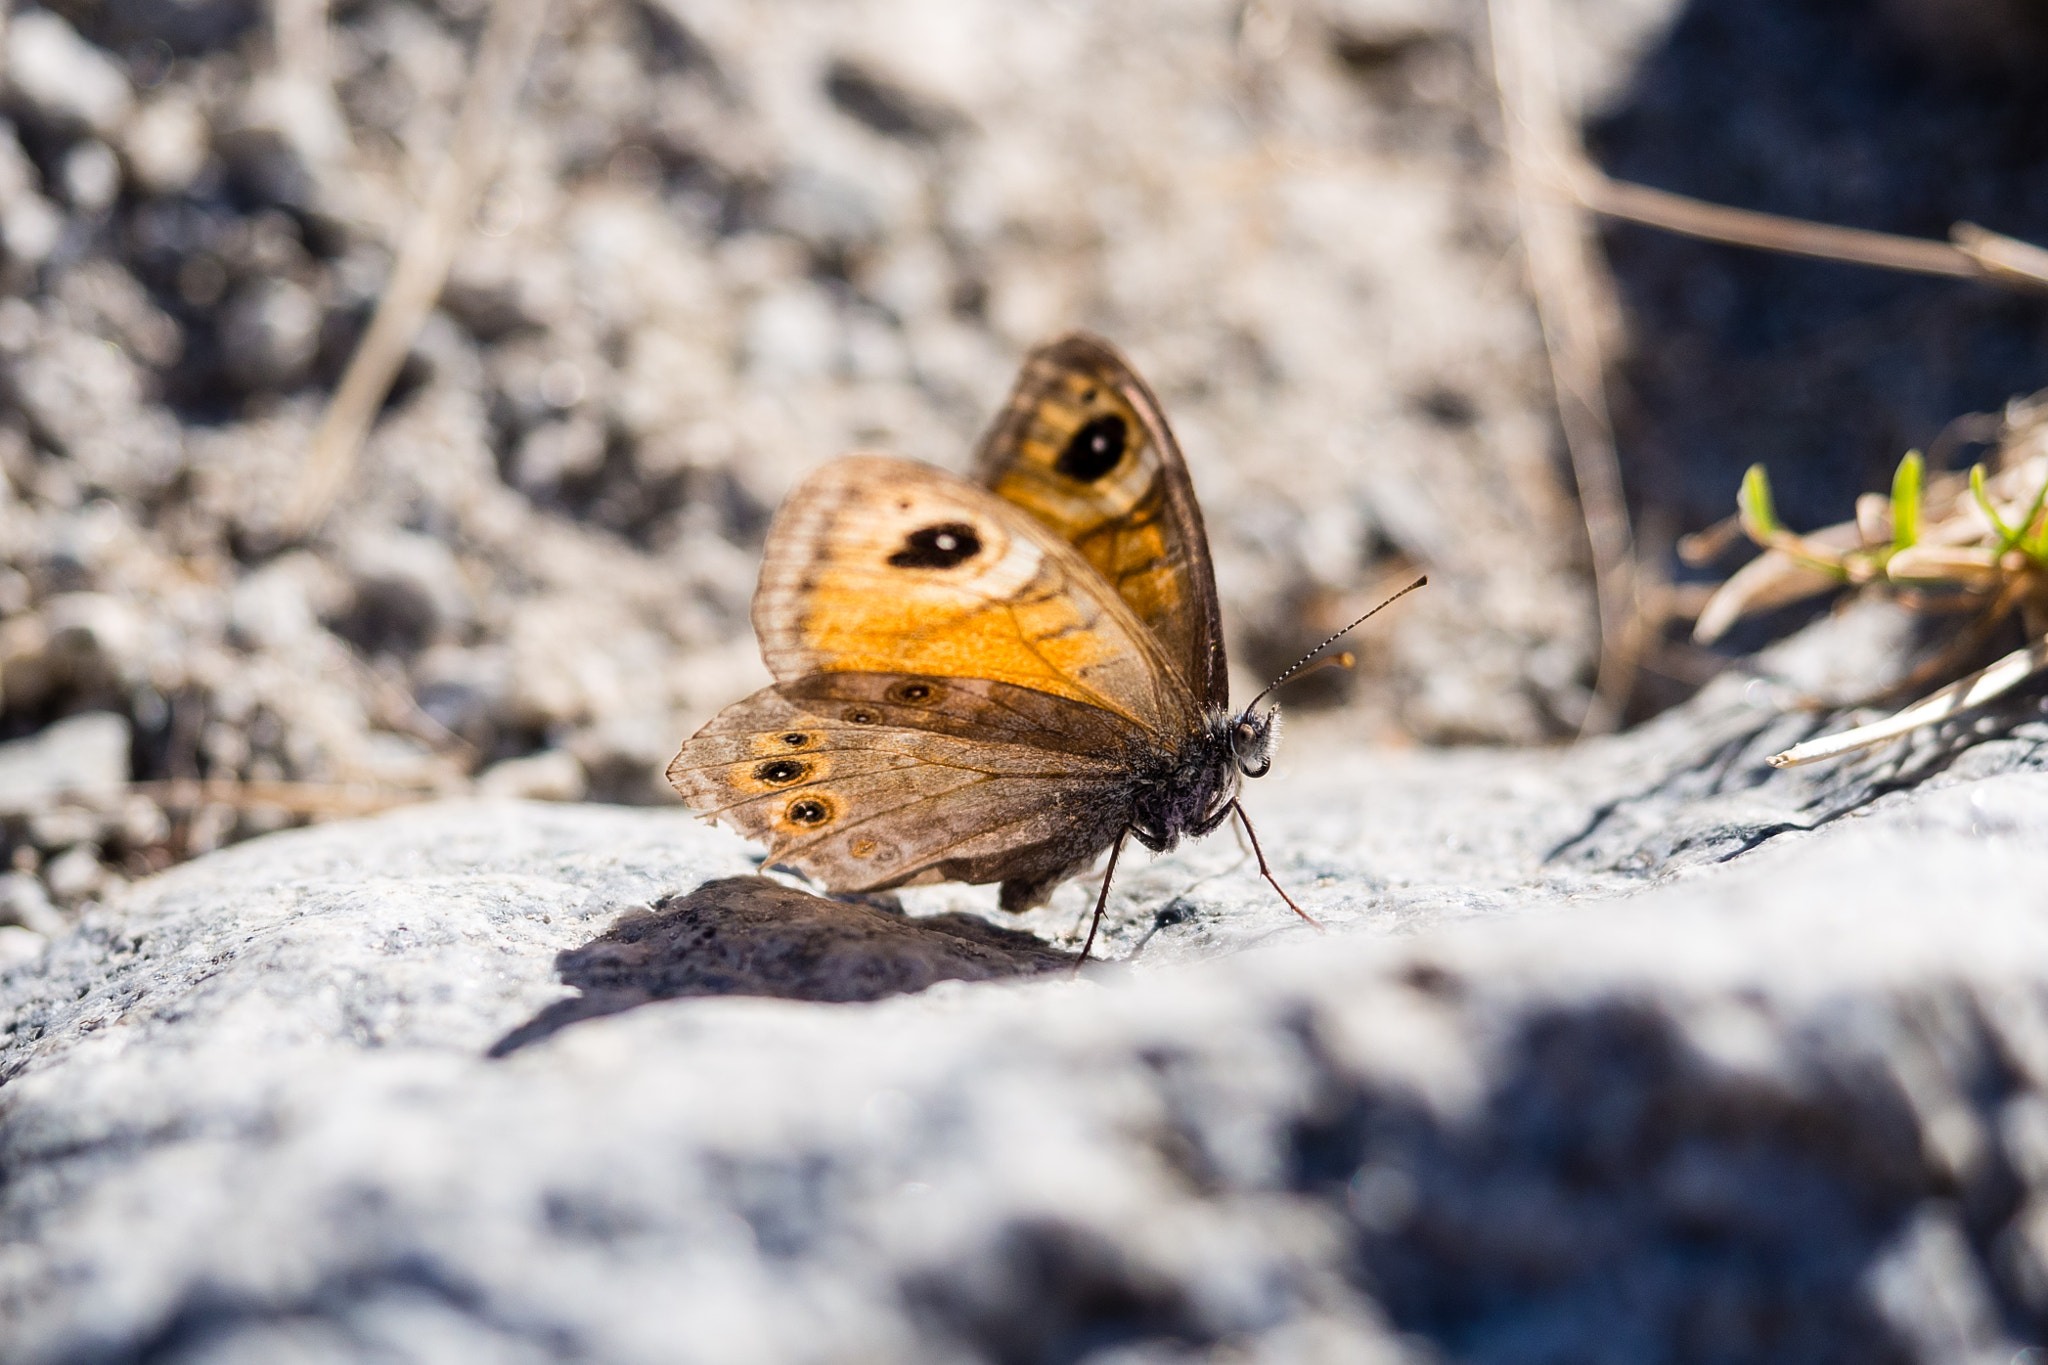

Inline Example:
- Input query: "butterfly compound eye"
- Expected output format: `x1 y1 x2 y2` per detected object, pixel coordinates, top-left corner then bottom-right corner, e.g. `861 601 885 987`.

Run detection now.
1055 413 1127 483
888 521 984 569
1232 719 1273 778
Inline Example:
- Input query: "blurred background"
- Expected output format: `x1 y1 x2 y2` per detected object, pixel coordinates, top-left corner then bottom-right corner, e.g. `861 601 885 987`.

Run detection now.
0 0 2045 930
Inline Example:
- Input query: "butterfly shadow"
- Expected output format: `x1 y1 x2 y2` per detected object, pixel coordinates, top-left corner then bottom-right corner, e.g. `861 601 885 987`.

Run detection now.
488 875 1076 1057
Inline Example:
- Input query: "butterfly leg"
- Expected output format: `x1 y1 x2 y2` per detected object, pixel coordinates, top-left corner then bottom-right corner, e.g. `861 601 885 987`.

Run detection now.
1076 828 1131 969
1230 801 1324 931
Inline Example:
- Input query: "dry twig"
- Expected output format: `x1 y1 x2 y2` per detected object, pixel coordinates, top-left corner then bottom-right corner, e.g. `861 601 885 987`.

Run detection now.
133 778 435 817
1565 163 2048 294
282 0 550 538
1487 0 1640 736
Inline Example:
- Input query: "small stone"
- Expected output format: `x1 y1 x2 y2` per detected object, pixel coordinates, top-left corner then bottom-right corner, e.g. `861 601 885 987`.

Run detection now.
228 554 341 650
117 796 169 851
476 750 589 802
59 140 121 212
744 281 840 381
512 414 607 493
42 592 149 698
122 92 211 195
41 843 104 905
0 124 62 265
0 712 131 814
337 531 474 656
5 11 135 136
27 806 107 850
765 165 884 252
9 329 184 492
0 925 45 969
184 803 235 857
0 869 64 936
220 277 323 390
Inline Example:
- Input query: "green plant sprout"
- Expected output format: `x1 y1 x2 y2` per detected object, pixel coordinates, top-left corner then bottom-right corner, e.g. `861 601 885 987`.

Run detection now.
1686 393 2048 767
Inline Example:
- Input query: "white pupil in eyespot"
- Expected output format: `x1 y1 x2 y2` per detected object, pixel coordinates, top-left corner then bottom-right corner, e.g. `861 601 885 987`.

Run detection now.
935 533 957 551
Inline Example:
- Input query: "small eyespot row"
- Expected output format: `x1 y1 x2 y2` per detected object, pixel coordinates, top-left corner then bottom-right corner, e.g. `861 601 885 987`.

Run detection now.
754 759 808 785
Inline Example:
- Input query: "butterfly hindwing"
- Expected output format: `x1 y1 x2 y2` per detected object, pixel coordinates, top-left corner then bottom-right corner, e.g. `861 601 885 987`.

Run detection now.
666 680 1138 897
751 455 1198 739
972 332 1230 707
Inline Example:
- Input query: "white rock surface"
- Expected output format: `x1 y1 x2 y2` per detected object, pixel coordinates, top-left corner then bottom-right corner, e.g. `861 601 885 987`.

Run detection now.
7 701 2048 1362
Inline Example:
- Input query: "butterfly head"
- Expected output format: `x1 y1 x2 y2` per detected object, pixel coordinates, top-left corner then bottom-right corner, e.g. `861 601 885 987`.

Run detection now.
1230 705 1279 779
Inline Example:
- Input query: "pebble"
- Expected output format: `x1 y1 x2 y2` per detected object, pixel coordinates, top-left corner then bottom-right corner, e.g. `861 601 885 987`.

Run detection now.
41 842 105 905
476 749 588 802
60 140 122 212
0 869 64 936
5 11 135 136
0 711 131 814
339 531 474 655
0 924 45 968
122 93 211 195
220 277 323 389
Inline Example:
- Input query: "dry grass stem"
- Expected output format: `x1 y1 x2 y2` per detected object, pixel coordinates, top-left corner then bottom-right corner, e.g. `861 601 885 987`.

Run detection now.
1487 0 1640 736
1768 638 2048 767
282 0 550 538
131 778 436 816
1568 165 2048 294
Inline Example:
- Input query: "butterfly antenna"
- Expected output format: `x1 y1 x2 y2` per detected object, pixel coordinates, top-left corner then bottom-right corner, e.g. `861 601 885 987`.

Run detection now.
1247 575 1427 711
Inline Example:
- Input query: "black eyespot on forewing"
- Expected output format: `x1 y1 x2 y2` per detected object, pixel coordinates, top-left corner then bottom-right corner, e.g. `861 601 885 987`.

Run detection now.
888 522 984 569
780 732 809 747
754 759 808 785
1055 413 1127 482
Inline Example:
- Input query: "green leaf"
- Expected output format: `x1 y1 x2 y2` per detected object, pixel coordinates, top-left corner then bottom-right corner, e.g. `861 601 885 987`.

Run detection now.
2020 470 2048 562
1737 464 1783 544
1890 450 1923 551
1970 464 2016 548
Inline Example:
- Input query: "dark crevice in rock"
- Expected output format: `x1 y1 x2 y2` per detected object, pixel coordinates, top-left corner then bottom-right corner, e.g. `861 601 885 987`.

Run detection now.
905 1217 1208 1365
1276 996 2018 1363
112 1254 580 1365
488 876 1072 1055
1707 820 1817 863
1549 685 2048 874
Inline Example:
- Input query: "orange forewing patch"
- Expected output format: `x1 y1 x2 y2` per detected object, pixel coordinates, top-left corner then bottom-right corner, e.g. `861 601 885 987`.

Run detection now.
751 457 1193 738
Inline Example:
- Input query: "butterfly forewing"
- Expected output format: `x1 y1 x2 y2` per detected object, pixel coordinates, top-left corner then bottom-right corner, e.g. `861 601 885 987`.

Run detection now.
972 332 1230 708
751 455 1196 738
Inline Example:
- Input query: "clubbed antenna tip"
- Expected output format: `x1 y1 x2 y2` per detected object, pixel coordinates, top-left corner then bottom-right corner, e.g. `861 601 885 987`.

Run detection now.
1247 574 1427 711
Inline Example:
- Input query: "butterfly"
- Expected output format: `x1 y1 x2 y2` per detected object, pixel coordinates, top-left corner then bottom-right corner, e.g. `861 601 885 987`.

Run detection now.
668 332 1423 958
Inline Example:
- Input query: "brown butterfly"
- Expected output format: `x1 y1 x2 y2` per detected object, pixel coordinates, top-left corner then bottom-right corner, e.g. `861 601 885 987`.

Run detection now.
668 332 1422 957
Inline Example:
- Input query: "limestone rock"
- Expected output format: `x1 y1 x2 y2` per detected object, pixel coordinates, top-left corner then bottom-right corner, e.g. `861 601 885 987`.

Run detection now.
7 704 2048 1361
3 11 134 138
